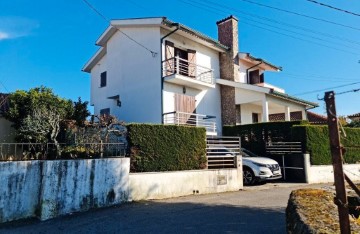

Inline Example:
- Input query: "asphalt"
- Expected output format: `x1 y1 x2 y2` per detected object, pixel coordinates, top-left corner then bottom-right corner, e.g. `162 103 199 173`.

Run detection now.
0 182 328 234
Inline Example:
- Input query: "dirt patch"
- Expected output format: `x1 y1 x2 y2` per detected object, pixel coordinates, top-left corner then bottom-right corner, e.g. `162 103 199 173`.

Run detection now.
286 188 360 233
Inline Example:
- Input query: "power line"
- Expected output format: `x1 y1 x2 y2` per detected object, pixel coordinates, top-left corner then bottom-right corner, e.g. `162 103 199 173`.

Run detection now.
336 88 360 96
202 0 360 47
293 82 360 96
305 0 360 17
179 0 360 55
238 0 360 31
81 0 157 57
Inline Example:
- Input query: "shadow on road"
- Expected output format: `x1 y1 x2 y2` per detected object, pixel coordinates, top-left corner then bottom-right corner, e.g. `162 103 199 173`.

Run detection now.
0 200 285 234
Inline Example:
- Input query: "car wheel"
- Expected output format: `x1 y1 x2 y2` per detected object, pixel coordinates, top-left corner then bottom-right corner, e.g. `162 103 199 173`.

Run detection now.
243 167 255 185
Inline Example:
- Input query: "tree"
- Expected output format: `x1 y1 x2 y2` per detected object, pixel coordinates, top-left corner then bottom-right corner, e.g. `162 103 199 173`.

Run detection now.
71 97 90 127
4 86 73 143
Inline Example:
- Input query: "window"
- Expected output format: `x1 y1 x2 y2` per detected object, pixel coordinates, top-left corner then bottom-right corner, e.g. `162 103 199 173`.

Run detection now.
252 113 259 123
100 108 110 116
249 70 260 84
100 71 107 87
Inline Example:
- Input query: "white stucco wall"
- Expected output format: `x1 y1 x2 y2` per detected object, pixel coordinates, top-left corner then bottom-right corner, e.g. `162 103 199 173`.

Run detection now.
0 118 16 143
304 154 360 184
91 27 162 123
240 103 263 125
0 161 41 223
129 168 243 201
163 83 222 134
161 30 222 134
40 158 130 220
0 158 130 223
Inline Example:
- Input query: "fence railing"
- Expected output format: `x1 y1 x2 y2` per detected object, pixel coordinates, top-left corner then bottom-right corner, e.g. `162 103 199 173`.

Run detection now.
206 136 241 169
163 111 217 134
0 142 126 161
162 57 214 85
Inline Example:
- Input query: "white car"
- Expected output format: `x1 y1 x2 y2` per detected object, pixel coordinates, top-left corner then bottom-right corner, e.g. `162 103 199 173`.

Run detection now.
241 148 282 185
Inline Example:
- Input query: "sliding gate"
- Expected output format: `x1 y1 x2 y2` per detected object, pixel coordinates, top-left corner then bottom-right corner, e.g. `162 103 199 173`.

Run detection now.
206 136 241 169
266 142 305 182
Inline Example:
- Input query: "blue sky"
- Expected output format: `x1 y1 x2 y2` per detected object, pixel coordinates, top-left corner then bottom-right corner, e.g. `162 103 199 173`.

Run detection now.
0 0 359 116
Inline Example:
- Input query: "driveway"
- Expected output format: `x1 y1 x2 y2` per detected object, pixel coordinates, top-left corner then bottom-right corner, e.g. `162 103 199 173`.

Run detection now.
0 183 325 234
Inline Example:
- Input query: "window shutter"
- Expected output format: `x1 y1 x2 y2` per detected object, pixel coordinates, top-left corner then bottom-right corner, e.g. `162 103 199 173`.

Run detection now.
187 49 196 78
165 41 175 75
100 71 107 87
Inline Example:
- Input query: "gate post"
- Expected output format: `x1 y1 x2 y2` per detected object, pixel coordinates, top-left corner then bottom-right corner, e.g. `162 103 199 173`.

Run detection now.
303 154 310 183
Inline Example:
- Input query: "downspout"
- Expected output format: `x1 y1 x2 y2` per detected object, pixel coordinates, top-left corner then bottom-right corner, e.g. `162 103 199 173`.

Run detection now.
160 23 180 123
246 61 263 84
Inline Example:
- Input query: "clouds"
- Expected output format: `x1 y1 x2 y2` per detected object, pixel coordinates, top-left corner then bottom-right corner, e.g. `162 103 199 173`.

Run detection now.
0 16 39 41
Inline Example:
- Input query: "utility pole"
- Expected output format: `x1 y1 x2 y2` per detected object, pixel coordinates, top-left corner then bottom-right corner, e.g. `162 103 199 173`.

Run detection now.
325 91 350 234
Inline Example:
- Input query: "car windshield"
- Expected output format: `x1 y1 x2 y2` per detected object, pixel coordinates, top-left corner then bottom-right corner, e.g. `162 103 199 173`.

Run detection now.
241 148 259 157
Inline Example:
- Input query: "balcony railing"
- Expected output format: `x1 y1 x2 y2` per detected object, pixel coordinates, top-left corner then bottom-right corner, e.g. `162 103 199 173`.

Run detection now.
163 111 217 135
162 57 214 85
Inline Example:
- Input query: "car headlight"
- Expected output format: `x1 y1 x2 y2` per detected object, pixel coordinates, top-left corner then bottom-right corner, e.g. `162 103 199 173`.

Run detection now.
253 162 271 168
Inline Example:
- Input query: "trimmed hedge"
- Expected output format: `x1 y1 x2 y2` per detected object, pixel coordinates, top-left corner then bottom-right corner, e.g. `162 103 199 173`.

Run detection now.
292 125 360 165
223 121 308 156
127 124 207 172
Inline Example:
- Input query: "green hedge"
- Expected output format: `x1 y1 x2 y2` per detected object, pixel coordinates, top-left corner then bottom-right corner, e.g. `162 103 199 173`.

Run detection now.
127 124 207 172
291 125 360 165
223 121 308 156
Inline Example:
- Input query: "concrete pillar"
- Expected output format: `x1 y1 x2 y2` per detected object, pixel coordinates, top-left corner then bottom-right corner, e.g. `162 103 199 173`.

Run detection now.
285 106 290 121
303 154 311 183
301 109 307 120
262 99 269 122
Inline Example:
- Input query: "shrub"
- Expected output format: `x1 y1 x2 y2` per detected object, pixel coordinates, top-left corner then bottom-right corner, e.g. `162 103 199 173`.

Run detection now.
223 121 308 156
127 124 207 172
291 125 360 165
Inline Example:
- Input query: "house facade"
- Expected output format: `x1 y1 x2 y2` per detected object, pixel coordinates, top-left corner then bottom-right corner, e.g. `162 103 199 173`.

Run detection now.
83 16 317 135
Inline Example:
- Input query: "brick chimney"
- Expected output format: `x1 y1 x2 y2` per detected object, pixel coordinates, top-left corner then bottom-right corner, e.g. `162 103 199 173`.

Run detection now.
217 15 239 126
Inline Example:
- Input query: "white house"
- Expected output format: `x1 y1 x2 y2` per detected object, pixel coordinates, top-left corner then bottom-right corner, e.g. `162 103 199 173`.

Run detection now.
83 16 317 136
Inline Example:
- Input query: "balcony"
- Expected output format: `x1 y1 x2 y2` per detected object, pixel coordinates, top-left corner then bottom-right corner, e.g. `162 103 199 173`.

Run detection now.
163 111 217 135
162 57 215 90
255 83 285 93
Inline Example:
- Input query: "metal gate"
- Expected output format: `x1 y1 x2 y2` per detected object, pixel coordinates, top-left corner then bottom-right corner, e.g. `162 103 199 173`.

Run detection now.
266 142 305 182
206 136 241 169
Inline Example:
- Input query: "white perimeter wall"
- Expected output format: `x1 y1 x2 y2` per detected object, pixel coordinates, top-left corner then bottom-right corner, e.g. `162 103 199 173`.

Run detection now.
0 158 129 223
129 167 242 201
91 27 162 123
304 154 360 184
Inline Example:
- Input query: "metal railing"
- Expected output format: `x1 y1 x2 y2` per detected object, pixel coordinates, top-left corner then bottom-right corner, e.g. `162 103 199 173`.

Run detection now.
162 57 214 85
163 111 216 134
0 142 126 161
206 136 241 169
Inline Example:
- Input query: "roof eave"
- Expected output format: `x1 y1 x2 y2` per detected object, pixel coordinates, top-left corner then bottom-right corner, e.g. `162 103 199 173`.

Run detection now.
240 52 282 71
162 19 229 52
269 90 319 108
82 47 106 73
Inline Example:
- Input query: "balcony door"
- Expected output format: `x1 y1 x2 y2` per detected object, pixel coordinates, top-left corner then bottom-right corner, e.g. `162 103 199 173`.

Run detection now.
175 93 196 125
175 48 188 76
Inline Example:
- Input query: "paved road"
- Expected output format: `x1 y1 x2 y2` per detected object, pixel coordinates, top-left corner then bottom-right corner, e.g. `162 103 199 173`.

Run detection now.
0 183 325 234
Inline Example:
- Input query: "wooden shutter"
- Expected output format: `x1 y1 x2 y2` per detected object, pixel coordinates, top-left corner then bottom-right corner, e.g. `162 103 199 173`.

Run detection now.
175 94 196 124
165 41 174 75
187 49 196 78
